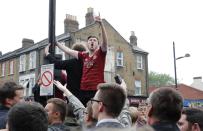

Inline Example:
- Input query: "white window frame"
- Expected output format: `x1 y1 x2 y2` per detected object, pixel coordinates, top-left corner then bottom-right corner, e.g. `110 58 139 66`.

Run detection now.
19 54 26 72
1 63 5 76
29 51 36 70
135 80 142 96
137 55 143 70
9 60 14 75
55 43 65 60
116 51 124 67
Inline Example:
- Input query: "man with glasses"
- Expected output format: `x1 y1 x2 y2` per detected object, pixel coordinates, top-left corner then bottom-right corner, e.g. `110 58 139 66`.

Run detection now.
53 80 130 129
91 83 126 128
0 81 24 129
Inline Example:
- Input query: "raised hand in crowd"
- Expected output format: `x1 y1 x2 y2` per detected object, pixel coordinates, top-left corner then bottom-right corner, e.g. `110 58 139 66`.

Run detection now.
120 79 127 93
53 80 72 97
44 44 50 56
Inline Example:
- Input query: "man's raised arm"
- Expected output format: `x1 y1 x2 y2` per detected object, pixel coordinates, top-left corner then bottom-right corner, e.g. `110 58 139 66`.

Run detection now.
56 42 79 59
95 16 108 52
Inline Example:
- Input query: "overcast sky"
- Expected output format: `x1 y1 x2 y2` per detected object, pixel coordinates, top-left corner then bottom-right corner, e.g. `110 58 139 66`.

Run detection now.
0 0 203 85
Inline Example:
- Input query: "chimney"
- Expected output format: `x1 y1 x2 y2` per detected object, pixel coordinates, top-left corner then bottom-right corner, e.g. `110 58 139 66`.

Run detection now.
85 7 95 26
193 76 202 83
22 38 34 48
129 31 137 46
191 76 203 91
64 14 79 33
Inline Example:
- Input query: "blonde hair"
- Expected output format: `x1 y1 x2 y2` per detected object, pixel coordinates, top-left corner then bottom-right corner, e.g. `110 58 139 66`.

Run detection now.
129 106 139 124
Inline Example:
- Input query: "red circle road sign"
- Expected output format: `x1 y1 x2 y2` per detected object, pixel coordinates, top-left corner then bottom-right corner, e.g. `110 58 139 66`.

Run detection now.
41 71 53 87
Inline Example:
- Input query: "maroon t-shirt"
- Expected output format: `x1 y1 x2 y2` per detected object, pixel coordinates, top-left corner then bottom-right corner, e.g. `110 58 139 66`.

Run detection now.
78 47 107 90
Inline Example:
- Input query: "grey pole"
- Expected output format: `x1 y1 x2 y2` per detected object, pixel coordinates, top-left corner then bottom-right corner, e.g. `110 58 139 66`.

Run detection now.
173 42 178 89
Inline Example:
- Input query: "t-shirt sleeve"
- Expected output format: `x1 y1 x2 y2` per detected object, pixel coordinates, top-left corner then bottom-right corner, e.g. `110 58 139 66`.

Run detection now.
78 51 87 60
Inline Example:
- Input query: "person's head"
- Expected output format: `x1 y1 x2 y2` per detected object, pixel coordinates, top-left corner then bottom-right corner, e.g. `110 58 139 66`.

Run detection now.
7 102 48 131
147 87 183 125
45 98 67 124
72 43 87 52
0 81 24 108
129 106 139 125
91 83 126 120
178 108 203 131
83 101 97 128
87 36 99 52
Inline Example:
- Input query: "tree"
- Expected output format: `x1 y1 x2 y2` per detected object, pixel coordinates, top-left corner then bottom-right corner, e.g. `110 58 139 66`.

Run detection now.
149 71 175 87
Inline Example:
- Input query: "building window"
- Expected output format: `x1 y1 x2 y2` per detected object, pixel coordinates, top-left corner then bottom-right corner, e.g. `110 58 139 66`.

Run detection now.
1 63 5 76
116 51 123 67
19 54 26 72
9 61 14 75
135 80 141 95
55 43 65 60
29 51 36 69
137 55 143 70
104 46 115 83
19 74 35 96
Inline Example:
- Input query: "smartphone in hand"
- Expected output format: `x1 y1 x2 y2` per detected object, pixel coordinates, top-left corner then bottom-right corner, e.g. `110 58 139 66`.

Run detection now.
114 74 122 84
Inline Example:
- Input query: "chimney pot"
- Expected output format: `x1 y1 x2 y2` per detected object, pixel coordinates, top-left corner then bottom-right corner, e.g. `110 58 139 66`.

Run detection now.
22 38 34 48
193 76 202 80
87 7 94 13
131 31 135 36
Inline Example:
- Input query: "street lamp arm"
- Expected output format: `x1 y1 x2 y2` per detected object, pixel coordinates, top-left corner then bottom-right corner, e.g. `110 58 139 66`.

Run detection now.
176 53 190 60
176 56 184 60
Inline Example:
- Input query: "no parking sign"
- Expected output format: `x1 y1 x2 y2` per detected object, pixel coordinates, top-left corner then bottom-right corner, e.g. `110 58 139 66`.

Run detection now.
40 64 54 96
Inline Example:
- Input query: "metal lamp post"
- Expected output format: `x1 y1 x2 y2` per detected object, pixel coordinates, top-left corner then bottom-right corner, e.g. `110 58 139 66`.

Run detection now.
173 42 190 88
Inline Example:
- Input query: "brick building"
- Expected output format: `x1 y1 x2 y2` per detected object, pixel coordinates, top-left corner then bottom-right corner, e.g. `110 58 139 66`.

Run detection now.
0 8 148 99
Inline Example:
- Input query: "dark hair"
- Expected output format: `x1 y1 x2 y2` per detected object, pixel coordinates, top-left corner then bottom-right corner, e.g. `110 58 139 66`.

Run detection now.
0 81 24 104
97 83 126 117
72 43 86 52
47 98 67 121
182 108 203 130
149 87 183 122
87 35 99 41
8 102 48 131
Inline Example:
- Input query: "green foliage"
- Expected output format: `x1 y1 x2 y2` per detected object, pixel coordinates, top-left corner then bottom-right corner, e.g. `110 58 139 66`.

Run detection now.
149 71 175 87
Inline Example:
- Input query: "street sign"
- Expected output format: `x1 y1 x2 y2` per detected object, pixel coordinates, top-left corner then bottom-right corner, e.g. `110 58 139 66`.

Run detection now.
40 64 54 96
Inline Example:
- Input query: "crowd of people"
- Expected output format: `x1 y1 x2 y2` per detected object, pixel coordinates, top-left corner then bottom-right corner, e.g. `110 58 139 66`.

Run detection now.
0 16 203 131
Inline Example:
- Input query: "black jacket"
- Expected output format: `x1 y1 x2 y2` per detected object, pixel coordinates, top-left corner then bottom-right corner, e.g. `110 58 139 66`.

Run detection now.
152 122 180 131
46 54 83 99
0 104 9 129
32 84 52 107
48 123 70 131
